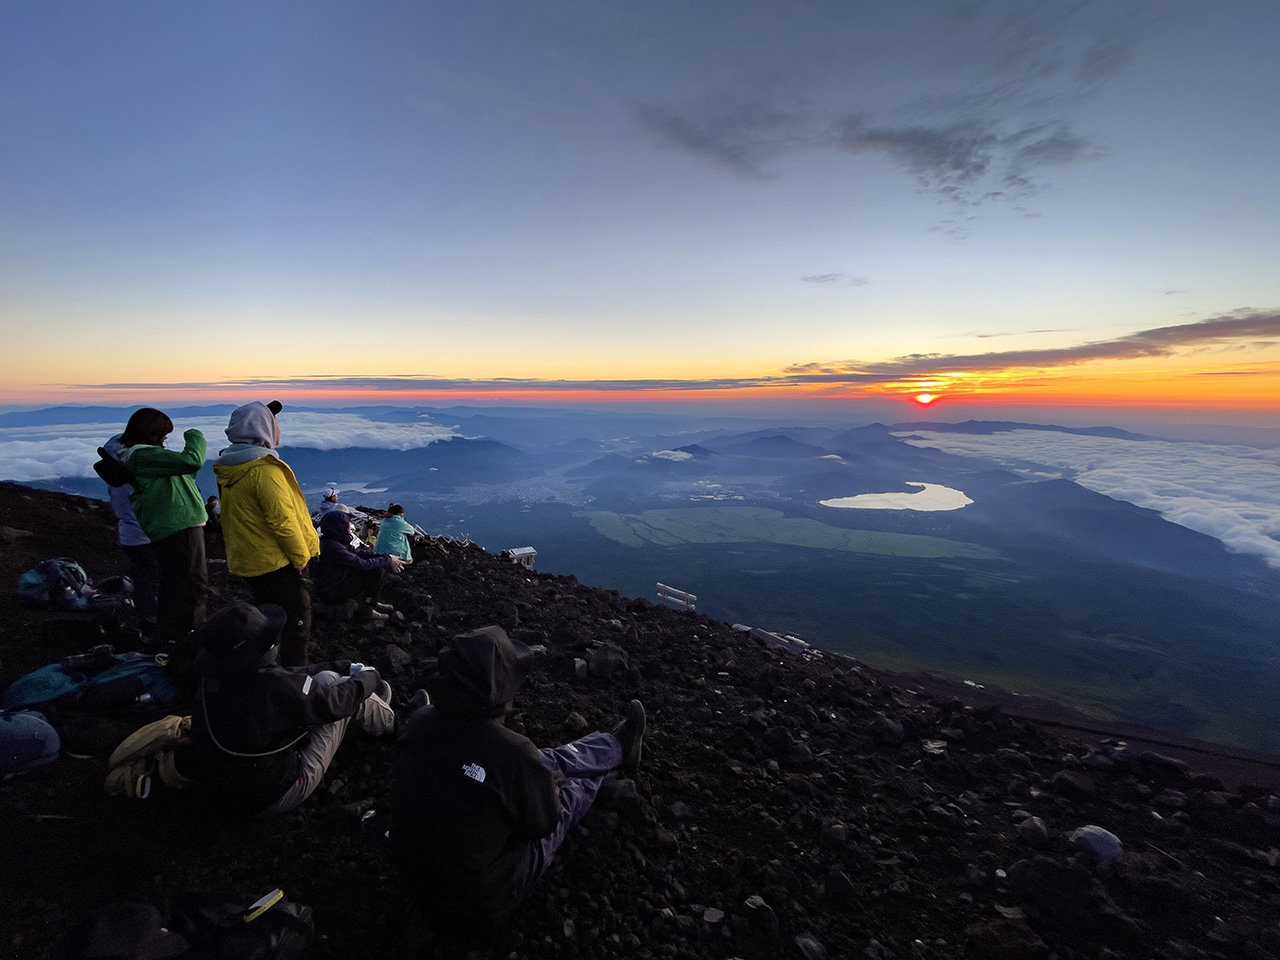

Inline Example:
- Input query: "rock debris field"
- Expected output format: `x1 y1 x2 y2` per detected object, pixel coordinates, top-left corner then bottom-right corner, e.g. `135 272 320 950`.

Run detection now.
1 480 1279 959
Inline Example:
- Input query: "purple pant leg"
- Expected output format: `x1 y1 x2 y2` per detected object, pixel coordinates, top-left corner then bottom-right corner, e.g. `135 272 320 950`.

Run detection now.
515 732 623 901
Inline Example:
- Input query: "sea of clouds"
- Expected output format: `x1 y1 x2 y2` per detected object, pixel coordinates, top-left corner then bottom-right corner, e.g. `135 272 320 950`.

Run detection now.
0 412 460 483
4 412 1278 570
897 429 1280 568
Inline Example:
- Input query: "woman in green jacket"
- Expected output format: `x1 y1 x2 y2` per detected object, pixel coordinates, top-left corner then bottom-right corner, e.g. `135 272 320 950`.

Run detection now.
118 407 209 645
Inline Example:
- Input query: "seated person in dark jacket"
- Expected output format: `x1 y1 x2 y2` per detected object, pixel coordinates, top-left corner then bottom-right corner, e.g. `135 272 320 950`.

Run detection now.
191 601 395 818
314 510 405 617
392 625 645 930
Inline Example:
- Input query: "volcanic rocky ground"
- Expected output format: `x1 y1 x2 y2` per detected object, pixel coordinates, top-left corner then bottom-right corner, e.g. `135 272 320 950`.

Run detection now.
2 480 1280 960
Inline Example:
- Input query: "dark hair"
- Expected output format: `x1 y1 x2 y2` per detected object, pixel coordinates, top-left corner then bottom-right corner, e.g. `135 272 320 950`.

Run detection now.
388 503 404 515
119 408 174 447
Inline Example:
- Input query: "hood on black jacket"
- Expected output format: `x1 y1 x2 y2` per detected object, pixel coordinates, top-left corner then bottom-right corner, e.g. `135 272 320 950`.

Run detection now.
319 510 352 541
428 625 533 721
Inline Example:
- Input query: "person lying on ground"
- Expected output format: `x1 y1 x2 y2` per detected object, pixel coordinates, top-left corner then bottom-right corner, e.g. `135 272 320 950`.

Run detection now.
372 503 415 564
213 400 320 666
314 510 405 619
392 625 646 932
189 602 394 819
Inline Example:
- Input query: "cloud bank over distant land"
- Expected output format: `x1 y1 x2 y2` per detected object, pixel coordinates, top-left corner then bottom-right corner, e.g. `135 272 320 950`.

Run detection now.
0 413 459 483
897 429 1280 568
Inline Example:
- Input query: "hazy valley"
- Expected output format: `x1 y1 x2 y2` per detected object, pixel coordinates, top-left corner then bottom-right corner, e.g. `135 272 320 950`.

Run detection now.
10 405 1280 750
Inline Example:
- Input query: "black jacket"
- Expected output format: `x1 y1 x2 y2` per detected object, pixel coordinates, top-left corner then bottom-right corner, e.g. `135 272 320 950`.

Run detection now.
313 511 393 603
192 660 377 817
392 626 558 925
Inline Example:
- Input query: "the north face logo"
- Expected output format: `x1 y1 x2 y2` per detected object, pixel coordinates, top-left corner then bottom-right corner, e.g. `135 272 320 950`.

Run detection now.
462 762 486 783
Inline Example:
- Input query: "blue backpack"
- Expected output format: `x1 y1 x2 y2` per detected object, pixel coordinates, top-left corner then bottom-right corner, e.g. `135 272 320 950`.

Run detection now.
0 709 61 778
17 558 134 612
2 653 178 714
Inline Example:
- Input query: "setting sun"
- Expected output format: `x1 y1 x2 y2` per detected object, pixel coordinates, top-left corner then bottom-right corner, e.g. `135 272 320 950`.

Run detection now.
915 393 936 405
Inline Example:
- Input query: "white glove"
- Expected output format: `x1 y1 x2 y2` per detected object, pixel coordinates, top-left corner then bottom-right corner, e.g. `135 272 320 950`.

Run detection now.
349 662 370 676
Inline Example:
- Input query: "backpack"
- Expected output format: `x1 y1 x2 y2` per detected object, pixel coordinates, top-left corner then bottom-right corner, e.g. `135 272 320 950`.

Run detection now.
93 445 136 488
104 714 193 799
2 652 178 715
0 709 62 778
50 893 314 960
17 558 133 612
18 558 96 609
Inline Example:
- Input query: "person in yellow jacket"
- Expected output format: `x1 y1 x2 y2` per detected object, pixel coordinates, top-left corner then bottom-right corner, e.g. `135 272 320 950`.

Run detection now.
213 401 320 666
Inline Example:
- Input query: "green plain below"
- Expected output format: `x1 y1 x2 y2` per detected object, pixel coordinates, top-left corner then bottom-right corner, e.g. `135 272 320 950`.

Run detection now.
579 505 999 559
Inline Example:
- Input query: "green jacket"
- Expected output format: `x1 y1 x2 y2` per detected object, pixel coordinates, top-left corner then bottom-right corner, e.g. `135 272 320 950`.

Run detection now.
123 429 208 541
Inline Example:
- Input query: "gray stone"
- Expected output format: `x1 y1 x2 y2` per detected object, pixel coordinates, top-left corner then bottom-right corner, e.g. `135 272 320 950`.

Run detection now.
1070 825 1123 866
794 931 828 960
870 713 904 745
1017 816 1050 848
996 748 1034 770
588 643 627 678
385 644 413 670
1053 770 1099 799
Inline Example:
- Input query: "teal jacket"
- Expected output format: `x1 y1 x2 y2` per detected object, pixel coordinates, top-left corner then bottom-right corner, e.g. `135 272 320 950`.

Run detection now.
373 514 415 561
123 429 208 541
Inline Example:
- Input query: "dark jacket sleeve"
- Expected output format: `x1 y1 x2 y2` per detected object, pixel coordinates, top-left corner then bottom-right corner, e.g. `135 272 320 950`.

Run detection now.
320 538 395 572
292 667 377 725
500 736 561 841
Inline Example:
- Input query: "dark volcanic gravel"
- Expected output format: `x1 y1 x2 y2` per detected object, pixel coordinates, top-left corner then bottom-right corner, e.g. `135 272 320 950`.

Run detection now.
2 480 1279 960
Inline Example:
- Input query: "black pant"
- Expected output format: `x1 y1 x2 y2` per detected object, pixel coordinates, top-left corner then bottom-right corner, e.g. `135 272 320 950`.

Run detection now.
245 563 313 668
151 526 208 644
321 566 386 605
121 542 160 637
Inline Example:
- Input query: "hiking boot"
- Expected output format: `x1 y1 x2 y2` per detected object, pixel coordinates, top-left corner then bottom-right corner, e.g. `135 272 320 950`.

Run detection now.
358 680 396 737
611 700 646 775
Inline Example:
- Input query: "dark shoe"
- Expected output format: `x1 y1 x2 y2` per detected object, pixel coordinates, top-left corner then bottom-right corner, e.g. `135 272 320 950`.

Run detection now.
611 700 646 775
407 688 431 711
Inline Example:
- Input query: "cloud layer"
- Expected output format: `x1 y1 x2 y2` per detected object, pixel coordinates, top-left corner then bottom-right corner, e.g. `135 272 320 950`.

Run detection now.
0 413 458 482
788 311 1280 380
896 429 1280 568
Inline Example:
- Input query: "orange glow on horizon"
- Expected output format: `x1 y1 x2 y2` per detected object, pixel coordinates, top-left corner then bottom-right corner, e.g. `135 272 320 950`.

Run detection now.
4 354 1277 417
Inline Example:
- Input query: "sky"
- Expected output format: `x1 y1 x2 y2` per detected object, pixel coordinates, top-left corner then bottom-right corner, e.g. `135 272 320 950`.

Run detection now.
2 1 1279 425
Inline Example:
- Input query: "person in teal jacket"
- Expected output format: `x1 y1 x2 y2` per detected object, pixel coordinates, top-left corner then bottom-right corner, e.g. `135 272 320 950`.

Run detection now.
373 503 416 563
118 407 209 645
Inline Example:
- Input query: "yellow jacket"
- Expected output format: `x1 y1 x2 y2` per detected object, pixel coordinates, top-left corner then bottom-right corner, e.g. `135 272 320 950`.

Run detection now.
212 455 319 578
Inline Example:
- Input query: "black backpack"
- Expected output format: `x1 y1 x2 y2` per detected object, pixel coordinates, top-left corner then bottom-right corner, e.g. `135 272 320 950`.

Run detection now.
93 446 136 488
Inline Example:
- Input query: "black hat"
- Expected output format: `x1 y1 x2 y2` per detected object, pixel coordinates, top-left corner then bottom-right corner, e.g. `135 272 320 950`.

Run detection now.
430 625 534 719
266 400 283 415
193 602 286 674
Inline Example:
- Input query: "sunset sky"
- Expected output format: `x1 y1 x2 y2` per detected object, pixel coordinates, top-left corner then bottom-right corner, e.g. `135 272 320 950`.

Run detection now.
2 1 1278 426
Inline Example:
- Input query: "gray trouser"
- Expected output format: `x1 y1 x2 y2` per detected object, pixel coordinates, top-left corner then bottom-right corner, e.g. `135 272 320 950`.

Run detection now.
512 731 623 902
256 671 394 818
